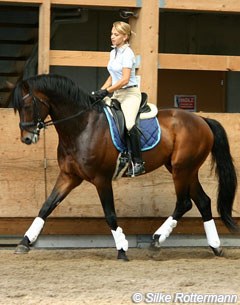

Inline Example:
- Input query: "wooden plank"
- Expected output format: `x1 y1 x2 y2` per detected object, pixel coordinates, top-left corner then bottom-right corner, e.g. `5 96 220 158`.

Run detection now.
0 0 42 3
50 50 141 68
159 0 240 13
38 0 50 74
0 0 140 5
49 50 109 67
0 217 238 235
0 111 239 221
51 0 141 7
158 54 240 71
1 0 240 12
0 109 45 217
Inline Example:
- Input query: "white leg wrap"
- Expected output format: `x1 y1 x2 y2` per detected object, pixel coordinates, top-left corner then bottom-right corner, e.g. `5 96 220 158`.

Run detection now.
111 227 128 251
204 219 221 248
25 217 45 244
153 216 177 244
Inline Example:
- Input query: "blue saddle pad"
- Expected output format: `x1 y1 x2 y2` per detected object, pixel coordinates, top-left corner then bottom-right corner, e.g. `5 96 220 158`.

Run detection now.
103 107 161 152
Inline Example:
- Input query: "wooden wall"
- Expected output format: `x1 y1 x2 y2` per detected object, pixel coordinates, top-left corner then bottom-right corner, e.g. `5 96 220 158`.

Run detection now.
0 110 45 218
1 0 240 235
0 110 239 235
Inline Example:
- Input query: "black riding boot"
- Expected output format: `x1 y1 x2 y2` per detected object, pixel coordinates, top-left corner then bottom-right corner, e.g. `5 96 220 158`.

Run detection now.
126 125 145 177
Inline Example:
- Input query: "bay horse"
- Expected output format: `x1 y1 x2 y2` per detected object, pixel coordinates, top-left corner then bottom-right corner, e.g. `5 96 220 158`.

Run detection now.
12 74 238 260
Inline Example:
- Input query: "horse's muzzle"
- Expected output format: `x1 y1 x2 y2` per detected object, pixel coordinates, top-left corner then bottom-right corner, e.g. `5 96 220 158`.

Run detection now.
21 132 39 145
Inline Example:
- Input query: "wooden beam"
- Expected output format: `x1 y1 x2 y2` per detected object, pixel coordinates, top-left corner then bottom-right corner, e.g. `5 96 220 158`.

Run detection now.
50 50 140 68
0 217 238 235
51 0 141 7
50 51 240 71
2 0 240 12
0 0 141 5
158 53 240 71
159 0 240 13
50 50 109 67
0 0 42 3
38 0 50 74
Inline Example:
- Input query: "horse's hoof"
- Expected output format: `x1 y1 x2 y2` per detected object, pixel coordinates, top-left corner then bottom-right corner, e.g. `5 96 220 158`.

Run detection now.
152 234 161 248
210 246 224 257
149 241 161 251
14 244 30 254
117 249 129 261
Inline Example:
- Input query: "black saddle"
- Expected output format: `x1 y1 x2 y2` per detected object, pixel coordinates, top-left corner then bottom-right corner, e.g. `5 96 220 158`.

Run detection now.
107 92 151 142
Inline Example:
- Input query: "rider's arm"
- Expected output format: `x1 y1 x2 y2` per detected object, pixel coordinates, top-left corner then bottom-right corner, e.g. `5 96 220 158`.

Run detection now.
106 68 131 93
101 76 112 90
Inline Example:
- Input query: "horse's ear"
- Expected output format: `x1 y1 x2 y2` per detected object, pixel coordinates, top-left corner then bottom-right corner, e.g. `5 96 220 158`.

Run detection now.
6 81 15 90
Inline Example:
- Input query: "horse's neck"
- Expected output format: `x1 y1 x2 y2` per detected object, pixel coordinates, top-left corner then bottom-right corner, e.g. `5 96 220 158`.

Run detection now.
50 100 81 120
52 107 92 138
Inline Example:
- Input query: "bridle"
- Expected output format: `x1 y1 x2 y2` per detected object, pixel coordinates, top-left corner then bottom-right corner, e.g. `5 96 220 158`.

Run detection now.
19 93 50 135
20 92 86 135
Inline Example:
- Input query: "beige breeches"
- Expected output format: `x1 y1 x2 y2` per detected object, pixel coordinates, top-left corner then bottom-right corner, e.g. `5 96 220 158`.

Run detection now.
106 87 141 131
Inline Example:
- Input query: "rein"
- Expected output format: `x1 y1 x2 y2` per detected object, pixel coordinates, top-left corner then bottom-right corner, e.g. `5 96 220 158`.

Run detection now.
40 109 85 128
20 93 86 133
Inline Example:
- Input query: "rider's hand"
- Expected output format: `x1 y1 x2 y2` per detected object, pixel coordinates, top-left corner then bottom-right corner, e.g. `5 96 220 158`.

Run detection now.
91 89 109 101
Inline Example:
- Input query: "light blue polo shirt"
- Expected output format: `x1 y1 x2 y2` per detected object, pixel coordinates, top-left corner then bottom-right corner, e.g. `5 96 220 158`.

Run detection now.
107 44 138 88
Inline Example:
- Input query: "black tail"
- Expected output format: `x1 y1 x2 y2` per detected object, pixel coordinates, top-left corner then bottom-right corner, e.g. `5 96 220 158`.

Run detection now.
204 118 238 232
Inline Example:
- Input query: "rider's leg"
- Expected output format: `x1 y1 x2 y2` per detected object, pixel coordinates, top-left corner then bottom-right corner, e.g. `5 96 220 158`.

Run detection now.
126 125 145 176
114 88 144 176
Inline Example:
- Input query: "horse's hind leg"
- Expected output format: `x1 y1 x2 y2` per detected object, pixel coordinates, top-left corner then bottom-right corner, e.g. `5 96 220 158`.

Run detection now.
190 179 223 256
15 172 82 254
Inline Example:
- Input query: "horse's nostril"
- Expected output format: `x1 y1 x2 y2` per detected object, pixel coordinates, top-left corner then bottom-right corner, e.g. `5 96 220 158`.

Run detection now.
23 137 32 145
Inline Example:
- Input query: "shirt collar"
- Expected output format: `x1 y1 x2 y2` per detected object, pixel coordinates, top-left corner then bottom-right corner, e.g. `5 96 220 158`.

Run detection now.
111 43 129 53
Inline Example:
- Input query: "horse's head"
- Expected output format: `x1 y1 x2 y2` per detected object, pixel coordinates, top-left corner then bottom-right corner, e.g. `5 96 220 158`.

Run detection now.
11 73 100 145
12 82 50 145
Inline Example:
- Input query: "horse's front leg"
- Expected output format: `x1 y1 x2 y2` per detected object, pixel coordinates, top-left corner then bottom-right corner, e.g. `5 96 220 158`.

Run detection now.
15 172 82 254
96 178 129 261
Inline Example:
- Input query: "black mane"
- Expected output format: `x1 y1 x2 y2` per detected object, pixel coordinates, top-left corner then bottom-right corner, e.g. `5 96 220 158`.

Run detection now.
12 74 104 112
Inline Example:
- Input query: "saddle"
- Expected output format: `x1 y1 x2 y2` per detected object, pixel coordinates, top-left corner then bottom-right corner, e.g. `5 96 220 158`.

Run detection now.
103 93 160 179
106 92 152 142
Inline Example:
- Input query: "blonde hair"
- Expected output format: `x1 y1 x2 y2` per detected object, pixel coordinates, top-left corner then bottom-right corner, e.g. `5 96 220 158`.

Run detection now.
113 21 132 42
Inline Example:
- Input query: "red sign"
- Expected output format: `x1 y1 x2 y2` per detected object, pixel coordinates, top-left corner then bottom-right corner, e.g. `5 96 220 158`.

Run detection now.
174 95 197 111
